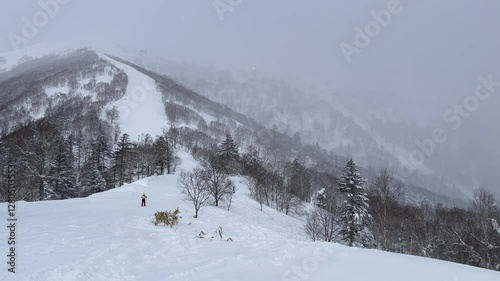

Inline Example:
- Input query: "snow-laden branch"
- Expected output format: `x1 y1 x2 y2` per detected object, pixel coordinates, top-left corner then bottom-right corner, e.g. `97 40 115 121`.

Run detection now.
492 219 500 235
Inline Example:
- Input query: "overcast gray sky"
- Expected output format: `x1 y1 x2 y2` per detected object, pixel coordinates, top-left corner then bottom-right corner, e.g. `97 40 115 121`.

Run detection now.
2 1 499 91
1 0 500 195
1 0 500 120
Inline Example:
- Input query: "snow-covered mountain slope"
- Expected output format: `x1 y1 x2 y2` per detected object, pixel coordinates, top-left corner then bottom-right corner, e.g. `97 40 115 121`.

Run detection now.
0 42 78 73
0 46 462 206
0 49 128 138
1 151 498 281
100 54 169 141
111 50 474 202
0 45 468 207
0 48 220 142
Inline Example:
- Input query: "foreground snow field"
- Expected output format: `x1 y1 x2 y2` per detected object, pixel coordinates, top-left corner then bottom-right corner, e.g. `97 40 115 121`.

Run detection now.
1 152 499 281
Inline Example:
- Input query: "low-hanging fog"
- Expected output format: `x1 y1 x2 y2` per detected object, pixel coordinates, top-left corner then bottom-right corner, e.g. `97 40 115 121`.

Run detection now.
1 0 499 198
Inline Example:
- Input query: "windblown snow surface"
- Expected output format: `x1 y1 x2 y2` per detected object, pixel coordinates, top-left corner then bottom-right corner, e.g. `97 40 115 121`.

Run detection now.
1 152 500 281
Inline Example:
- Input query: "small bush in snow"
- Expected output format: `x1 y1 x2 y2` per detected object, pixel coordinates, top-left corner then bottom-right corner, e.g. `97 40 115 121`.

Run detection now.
153 208 180 227
305 207 337 242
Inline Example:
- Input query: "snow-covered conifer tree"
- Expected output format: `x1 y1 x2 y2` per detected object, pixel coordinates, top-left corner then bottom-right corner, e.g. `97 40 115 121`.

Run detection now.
338 159 373 247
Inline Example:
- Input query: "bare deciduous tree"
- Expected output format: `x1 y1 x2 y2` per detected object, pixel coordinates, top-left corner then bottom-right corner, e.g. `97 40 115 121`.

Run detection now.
178 168 210 218
370 167 403 250
305 207 337 242
201 156 233 207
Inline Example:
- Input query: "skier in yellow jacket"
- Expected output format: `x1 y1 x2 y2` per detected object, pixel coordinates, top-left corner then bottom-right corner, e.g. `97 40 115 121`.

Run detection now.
141 193 147 207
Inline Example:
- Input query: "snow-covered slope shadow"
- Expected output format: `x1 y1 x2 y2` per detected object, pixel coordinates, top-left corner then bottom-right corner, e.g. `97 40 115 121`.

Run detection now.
1 151 499 281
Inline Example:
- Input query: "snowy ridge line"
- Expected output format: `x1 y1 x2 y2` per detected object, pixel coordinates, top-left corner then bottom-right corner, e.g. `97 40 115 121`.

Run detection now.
103 54 263 131
0 42 80 72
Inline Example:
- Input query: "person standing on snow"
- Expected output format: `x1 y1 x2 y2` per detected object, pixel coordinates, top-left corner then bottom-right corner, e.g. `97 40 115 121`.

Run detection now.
141 193 147 206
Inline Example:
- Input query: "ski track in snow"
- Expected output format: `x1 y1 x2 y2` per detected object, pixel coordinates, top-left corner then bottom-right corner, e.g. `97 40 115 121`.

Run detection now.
100 54 169 142
1 154 499 281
